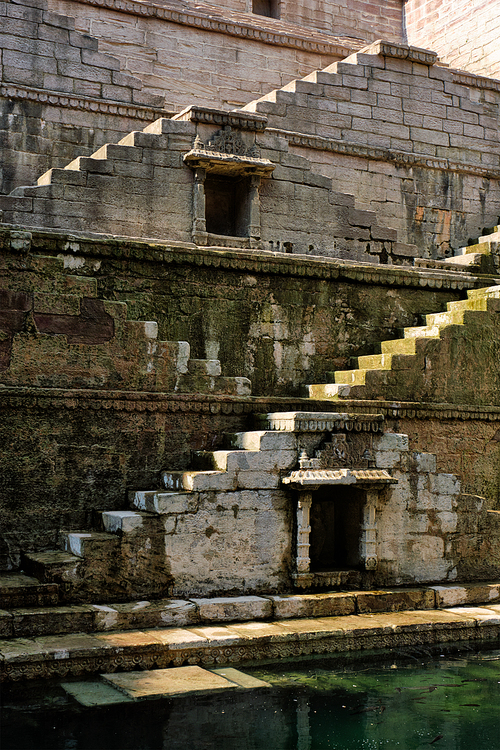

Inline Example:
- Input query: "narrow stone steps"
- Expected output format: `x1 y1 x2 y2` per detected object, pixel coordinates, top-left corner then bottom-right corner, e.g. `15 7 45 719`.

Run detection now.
1 583 499 643
22 551 81 587
3 600 500 682
307 282 500 401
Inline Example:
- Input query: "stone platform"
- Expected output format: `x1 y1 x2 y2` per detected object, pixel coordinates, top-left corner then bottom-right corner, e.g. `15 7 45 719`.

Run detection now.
2 606 500 684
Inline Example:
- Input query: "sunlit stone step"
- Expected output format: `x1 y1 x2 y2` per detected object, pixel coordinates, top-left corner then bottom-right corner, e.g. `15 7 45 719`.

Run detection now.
61 532 119 558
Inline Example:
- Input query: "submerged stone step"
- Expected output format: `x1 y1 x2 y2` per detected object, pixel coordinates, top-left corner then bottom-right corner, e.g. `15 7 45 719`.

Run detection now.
102 665 240 700
62 665 270 706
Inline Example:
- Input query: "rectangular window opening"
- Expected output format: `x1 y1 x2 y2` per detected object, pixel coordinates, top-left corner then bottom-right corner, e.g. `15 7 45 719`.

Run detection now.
252 0 279 19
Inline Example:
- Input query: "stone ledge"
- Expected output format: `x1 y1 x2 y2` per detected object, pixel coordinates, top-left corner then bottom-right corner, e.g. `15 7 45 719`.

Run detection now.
1 583 499 641
267 128 500 180
2 604 500 681
1 225 493 292
0 84 171 120
175 105 268 132
3 389 500 421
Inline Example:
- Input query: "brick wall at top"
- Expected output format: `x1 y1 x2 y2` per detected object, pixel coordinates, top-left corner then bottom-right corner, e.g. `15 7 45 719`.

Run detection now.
404 0 500 79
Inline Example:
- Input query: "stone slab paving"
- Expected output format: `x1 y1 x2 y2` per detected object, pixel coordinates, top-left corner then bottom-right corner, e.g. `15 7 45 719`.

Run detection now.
102 665 238 700
2 605 500 682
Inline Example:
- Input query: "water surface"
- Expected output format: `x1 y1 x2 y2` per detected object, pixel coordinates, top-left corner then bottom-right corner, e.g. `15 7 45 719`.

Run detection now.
3 646 500 749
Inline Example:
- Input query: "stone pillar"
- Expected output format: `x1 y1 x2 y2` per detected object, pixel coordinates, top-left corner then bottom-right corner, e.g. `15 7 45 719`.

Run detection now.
247 173 261 249
192 167 208 245
361 488 378 570
296 491 312 574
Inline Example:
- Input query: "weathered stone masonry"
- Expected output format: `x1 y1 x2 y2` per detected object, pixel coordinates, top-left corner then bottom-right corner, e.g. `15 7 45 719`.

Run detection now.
2 0 500 603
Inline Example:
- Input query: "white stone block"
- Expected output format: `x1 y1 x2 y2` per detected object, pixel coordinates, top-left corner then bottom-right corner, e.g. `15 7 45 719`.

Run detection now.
437 511 457 533
236 471 281 489
226 450 296 472
430 585 468 607
102 510 144 533
375 450 401 468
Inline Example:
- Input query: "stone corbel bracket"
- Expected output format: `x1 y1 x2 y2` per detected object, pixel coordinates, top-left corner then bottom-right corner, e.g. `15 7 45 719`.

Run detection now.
183 149 275 177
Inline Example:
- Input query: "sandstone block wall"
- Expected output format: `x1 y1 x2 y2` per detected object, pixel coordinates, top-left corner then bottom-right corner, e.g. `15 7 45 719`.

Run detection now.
198 0 404 40
404 0 500 80
47 0 358 112
1 0 168 194
247 41 500 257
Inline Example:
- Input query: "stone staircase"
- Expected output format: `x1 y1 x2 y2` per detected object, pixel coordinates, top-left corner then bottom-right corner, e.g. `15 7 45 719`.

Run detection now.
308 282 500 403
414 223 500 274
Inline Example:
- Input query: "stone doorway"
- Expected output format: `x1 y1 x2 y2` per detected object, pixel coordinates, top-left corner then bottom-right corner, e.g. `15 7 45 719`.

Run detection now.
309 486 365 572
204 174 250 237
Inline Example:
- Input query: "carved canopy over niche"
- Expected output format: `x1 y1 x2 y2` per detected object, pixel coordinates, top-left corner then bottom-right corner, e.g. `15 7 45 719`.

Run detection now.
183 127 275 177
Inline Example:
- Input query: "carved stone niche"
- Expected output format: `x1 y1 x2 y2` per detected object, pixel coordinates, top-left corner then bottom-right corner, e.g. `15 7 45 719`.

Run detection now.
279 412 397 590
183 127 275 249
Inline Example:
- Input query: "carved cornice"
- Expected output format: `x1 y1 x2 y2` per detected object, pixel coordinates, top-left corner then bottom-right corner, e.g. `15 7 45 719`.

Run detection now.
174 106 268 132
1 225 495 292
451 70 500 93
262 411 384 433
184 128 275 175
3 388 500 422
323 400 500 422
267 129 500 179
68 0 361 56
0 84 170 120
362 41 438 65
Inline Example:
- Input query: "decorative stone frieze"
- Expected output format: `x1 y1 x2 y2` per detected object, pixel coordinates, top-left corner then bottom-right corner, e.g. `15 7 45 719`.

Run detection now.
174 106 268 132
268 128 500 180
0 85 170 121
262 411 385 433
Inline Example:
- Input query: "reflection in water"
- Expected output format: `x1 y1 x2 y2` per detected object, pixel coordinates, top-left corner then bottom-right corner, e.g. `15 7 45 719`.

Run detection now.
2 648 500 749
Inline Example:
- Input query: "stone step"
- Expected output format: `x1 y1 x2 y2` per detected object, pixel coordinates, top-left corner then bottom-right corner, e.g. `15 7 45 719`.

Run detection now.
306 382 358 400
22 551 81 585
130 489 197 514
1 583 499 647
61 531 120 558
333 368 367 385
467 284 500 300
356 353 394 369
478 227 500 242
0 573 59 609
403 324 441 339
3 599 500 682
161 470 235 492
101 510 150 534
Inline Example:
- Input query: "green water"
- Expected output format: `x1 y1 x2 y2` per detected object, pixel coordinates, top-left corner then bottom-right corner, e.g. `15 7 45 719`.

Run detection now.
2 647 500 749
